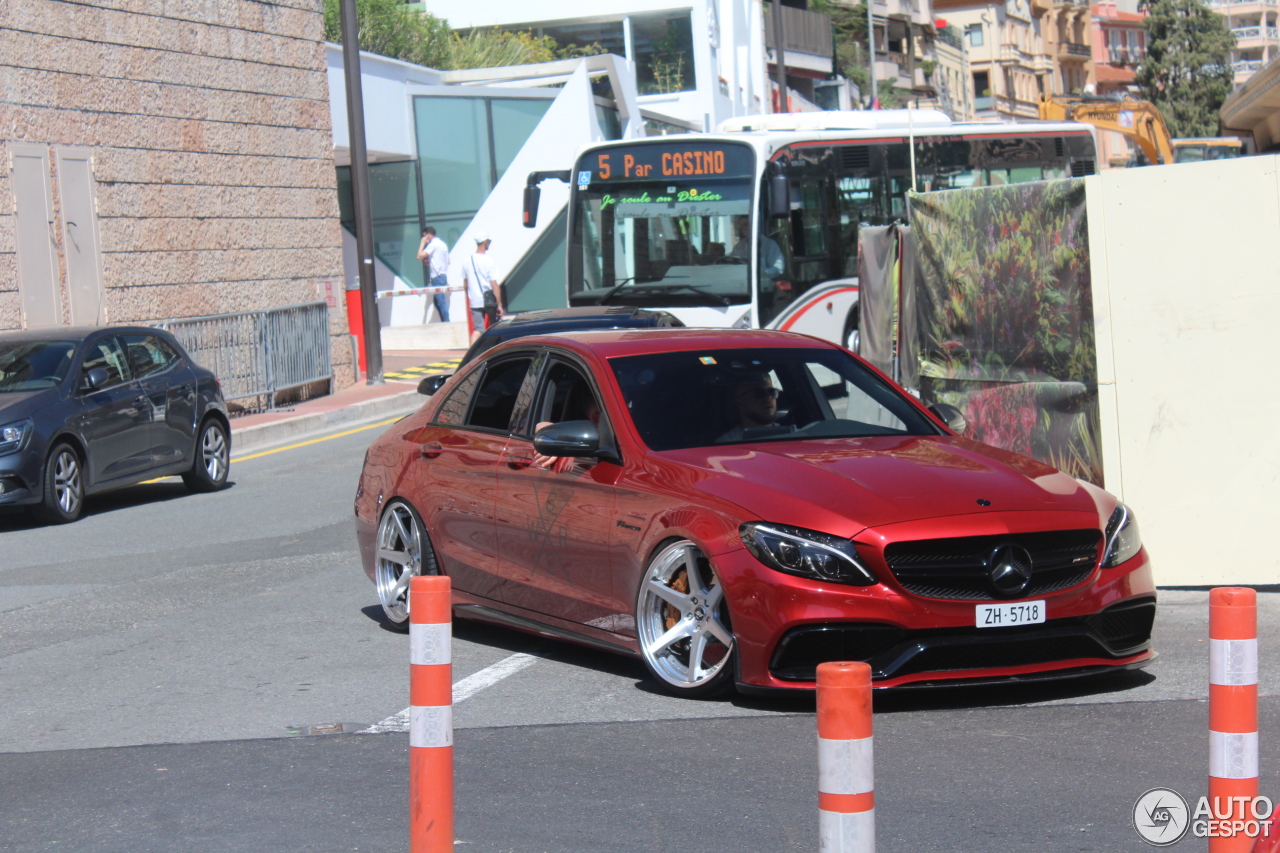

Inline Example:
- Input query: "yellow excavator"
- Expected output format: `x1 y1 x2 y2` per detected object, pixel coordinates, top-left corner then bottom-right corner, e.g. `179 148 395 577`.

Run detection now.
1039 94 1176 166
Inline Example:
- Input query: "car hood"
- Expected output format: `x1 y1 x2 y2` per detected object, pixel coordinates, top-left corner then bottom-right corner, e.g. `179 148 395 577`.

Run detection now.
653 435 1099 536
0 389 58 422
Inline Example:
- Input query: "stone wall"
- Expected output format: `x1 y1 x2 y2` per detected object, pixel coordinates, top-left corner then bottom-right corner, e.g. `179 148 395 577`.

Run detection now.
0 0 354 391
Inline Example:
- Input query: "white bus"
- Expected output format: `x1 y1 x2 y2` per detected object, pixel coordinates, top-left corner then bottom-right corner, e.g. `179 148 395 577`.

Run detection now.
524 110 1097 347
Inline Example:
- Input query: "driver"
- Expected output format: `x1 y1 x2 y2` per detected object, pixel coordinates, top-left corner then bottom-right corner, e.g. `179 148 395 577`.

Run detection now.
532 394 602 473
728 215 784 279
717 372 793 443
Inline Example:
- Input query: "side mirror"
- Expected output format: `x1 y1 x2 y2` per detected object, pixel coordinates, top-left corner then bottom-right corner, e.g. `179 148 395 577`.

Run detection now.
522 185 540 228
929 402 968 434
768 172 791 218
418 374 450 396
533 420 599 457
82 367 109 392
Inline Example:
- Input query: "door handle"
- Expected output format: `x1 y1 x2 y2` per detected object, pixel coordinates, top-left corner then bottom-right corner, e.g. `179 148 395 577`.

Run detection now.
420 443 443 459
134 395 148 407
504 454 533 470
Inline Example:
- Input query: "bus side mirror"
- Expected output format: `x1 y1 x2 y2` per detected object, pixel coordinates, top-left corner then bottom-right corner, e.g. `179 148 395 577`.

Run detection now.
769 173 790 218
523 185 540 228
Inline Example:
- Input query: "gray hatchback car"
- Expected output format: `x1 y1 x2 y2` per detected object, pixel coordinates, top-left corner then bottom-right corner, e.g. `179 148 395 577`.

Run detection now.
0 326 230 523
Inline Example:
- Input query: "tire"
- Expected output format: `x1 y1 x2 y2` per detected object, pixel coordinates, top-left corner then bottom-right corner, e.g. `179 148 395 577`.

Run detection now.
842 303 860 354
635 539 736 698
374 499 440 630
182 418 230 492
36 442 84 524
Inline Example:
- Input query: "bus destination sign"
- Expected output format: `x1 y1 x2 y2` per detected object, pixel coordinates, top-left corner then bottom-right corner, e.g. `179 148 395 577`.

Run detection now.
581 141 754 183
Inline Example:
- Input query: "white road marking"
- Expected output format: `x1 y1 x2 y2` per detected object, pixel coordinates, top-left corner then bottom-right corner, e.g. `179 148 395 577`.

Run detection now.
359 652 540 734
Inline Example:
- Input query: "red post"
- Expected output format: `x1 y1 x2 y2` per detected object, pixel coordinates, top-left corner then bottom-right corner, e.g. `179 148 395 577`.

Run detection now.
409 575 453 852
1210 587 1258 853
345 285 366 374
816 661 875 853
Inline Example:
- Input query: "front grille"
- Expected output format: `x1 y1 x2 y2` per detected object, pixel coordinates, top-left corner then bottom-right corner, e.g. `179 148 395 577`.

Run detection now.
769 598 1155 683
883 529 1102 601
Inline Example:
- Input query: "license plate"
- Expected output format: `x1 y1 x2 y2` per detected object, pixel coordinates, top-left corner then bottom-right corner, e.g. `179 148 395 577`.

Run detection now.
975 600 1045 628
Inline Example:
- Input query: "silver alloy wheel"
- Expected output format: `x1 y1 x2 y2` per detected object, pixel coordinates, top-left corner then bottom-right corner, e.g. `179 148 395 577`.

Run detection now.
636 540 734 690
201 424 228 482
375 501 423 623
53 449 81 515
846 326 860 353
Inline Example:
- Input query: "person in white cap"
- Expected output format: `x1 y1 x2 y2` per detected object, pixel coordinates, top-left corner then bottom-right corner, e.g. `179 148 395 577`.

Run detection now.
461 230 503 343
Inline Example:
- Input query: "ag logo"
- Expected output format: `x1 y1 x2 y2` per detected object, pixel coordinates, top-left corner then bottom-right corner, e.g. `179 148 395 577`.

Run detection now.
1133 788 1190 846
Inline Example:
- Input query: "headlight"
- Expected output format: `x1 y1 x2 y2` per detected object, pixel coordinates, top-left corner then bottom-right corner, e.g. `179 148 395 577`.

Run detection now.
1102 503 1142 567
739 522 876 586
0 419 31 456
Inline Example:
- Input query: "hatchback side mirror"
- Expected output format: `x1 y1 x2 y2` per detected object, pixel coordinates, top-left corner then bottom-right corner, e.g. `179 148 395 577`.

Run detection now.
929 402 968 434
533 420 600 457
82 367 109 392
418 374 450 396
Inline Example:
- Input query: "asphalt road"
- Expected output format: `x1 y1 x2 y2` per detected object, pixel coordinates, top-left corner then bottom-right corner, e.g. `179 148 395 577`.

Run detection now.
0 411 1275 852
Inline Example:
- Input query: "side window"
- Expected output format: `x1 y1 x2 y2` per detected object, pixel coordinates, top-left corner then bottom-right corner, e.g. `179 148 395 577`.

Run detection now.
121 334 179 379
532 360 615 450
434 368 483 426
465 358 532 432
81 337 132 388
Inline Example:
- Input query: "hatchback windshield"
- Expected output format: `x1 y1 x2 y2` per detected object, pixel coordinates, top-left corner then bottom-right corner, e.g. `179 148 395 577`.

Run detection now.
610 347 938 451
0 341 77 392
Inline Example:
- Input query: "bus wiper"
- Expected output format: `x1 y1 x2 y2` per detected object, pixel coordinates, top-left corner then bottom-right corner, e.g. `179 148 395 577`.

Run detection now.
597 279 637 304
657 284 731 306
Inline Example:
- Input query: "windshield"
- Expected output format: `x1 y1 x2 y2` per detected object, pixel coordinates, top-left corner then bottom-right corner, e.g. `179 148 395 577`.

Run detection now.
569 141 755 309
0 340 77 392
610 347 937 451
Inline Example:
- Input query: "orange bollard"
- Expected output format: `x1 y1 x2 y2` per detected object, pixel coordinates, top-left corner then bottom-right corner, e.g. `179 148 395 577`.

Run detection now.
816 661 875 853
1210 587 1259 853
409 575 453 853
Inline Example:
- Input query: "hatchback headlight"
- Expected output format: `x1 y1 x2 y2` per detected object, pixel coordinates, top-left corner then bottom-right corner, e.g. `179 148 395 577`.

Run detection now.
0 419 31 456
740 522 876 586
1102 503 1142 567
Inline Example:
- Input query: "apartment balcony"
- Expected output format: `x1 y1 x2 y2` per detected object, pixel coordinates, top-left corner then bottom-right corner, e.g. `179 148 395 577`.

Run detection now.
1058 41 1092 59
1033 53 1054 71
1233 58 1265 71
1107 47 1145 64
1230 25 1280 47
998 44 1035 65
974 95 997 111
1208 0 1277 8
937 26 964 49
1053 0 1090 7
765 5 836 59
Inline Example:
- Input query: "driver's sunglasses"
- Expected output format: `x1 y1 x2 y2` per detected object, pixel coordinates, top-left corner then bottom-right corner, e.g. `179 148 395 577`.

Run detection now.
737 387 779 401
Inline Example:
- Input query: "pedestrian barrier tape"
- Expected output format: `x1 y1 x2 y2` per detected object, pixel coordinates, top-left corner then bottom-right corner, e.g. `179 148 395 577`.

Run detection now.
376 285 465 299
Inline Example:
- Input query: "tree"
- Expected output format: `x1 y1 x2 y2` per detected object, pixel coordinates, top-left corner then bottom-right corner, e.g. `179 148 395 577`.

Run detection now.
1136 0 1235 137
323 0 602 70
808 0 916 107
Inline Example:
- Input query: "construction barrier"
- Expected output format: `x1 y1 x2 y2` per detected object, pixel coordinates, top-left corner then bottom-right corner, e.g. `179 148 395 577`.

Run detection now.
409 575 453 853
816 661 875 853
1211 587 1259 853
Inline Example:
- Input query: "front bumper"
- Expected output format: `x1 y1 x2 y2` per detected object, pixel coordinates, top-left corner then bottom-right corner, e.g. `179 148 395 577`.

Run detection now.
0 447 42 507
717 543 1156 691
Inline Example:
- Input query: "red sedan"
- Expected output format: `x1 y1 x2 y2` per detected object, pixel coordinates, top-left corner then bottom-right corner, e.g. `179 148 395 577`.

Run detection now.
354 329 1154 697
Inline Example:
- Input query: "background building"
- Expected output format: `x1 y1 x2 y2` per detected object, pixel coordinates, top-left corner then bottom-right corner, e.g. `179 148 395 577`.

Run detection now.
1091 1 1147 166
1205 0 1279 87
1040 0 1095 96
936 0 1049 119
928 22 977 119
0 0 354 389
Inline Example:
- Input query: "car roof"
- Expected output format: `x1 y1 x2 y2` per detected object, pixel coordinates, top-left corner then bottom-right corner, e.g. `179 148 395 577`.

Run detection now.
497 328 838 359
482 306 677 335
0 325 169 343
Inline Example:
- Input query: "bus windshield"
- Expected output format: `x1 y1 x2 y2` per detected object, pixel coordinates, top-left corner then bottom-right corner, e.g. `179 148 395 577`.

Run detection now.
569 141 755 308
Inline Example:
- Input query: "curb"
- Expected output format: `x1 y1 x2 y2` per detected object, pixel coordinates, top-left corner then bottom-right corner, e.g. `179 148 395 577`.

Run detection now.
231 388 425 453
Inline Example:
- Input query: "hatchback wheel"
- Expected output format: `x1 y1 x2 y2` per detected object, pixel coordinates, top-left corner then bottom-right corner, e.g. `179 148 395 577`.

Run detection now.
375 500 439 629
36 443 84 524
183 418 229 492
636 539 735 697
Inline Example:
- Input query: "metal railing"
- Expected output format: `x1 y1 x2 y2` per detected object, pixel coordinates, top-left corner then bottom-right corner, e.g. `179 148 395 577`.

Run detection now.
1062 42 1092 56
1210 0 1277 6
1234 58 1265 71
157 301 332 409
1231 25 1279 38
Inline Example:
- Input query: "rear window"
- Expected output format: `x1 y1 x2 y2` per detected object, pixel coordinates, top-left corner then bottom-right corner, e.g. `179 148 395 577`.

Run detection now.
610 347 936 451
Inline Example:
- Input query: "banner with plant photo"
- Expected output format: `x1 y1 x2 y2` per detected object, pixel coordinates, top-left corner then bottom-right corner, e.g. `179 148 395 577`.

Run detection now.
907 179 1102 484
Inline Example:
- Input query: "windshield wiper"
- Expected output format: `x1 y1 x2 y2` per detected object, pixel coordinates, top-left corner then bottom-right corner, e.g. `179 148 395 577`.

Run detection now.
596 278 636 305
